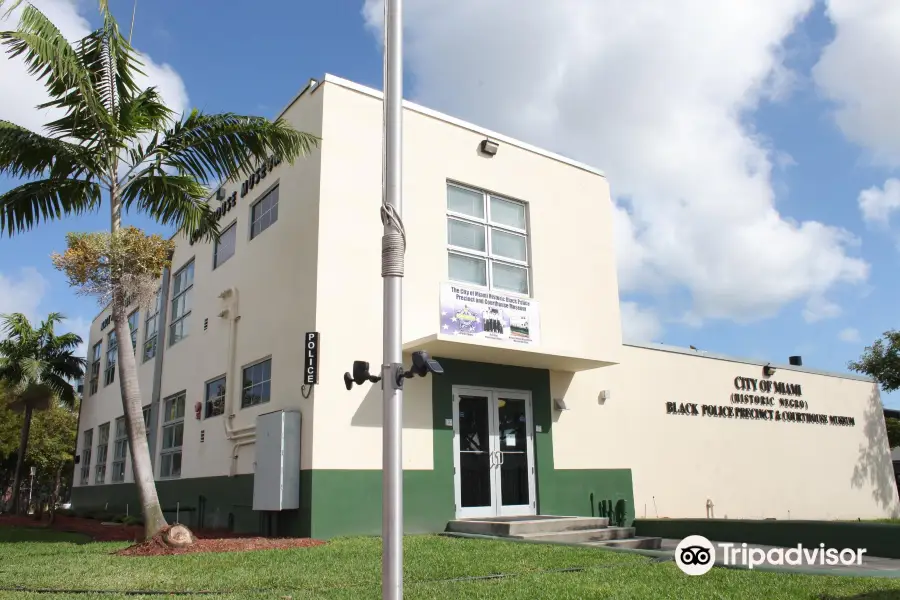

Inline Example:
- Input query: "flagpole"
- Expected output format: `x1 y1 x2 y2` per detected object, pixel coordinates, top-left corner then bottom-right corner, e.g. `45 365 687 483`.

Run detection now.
381 0 405 597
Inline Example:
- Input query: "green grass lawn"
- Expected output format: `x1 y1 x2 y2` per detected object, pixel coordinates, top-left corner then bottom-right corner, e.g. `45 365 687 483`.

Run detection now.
3 527 900 599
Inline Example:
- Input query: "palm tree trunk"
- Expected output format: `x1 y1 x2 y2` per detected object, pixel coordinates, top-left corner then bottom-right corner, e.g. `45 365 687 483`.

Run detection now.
49 464 62 525
9 403 34 515
113 300 167 539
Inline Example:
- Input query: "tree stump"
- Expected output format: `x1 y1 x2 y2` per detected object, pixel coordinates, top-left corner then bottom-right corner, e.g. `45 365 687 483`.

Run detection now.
162 524 195 548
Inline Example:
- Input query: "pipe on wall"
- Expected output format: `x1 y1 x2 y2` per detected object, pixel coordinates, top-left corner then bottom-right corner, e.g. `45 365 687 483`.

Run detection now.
218 287 256 476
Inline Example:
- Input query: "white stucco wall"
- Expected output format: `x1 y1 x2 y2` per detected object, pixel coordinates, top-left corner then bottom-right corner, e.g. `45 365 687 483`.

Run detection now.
550 344 900 520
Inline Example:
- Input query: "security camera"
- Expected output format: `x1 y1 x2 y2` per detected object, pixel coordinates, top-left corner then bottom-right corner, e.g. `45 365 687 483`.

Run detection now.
410 351 443 377
343 360 382 390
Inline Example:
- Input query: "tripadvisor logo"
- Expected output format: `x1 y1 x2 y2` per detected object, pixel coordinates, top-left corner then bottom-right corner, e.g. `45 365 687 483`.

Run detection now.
675 535 716 576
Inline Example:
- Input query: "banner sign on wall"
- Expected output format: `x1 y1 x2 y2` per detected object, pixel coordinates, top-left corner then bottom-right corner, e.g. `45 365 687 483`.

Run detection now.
440 283 541 345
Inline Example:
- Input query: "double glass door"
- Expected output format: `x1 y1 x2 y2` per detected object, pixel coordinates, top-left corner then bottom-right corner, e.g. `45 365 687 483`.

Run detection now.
453 387 536 519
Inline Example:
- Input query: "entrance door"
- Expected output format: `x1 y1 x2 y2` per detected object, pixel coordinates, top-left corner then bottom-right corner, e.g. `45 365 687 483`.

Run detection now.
452 387 536 519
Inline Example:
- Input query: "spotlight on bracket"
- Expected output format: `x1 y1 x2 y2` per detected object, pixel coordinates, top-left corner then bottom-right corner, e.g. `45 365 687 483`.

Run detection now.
343 360 382 390
479 138 499 156
762 363 776 377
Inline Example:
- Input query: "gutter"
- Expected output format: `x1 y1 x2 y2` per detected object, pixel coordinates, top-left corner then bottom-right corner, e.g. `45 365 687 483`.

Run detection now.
218 287 255 476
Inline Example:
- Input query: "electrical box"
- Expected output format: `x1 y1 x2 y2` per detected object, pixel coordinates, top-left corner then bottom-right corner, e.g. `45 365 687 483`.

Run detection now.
252 409 301 511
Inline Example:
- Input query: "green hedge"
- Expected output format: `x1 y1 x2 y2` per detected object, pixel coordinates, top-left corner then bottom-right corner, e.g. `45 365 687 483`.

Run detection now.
634 518 900 559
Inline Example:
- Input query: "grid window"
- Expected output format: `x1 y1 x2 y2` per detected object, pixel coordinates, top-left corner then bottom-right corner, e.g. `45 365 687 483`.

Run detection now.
169 261 194 346
127 310 139 353
250 186 279 240
214 222 237 268
446 183 530 295
104 331 117 386
80 429 93 485
160 392 185 478
89 341 101 395
205 376 226 418
241 359 271 408
112 417 127 483
143 289 161 362
95 422 109 484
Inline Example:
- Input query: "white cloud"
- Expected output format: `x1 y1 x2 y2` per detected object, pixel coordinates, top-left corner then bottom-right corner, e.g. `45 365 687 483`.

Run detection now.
838 327 861 343
814 0 900 167
0 0 189 137
61 315 90 359
363 0 868 325
858 178 900 227
802 295 842 323
0 267 48 322
619 301 662 343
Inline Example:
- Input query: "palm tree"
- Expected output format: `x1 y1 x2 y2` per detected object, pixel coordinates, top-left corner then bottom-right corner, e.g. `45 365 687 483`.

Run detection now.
0 313 84 514
0 1 317 538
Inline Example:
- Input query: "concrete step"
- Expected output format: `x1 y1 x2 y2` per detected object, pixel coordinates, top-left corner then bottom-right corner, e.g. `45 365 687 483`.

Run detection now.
447 516 609 537
586 536 663 550
514 526 636 544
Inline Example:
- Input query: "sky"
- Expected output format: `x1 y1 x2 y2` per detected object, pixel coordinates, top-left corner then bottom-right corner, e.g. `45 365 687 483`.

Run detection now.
0 0 898 407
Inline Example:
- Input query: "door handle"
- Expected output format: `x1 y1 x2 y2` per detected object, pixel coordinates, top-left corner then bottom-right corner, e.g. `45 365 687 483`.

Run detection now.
499 451 505 466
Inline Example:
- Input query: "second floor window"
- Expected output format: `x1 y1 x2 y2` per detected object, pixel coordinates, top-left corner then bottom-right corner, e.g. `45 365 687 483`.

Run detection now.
80 429 93 485
112 417 127 483
170 260 194 346
214 222 237 268
447 183 530 295
250 186 279 240
95 422 110 484
128 310 139 353
89 341 101 395
143 289 161 362
104 331 117 386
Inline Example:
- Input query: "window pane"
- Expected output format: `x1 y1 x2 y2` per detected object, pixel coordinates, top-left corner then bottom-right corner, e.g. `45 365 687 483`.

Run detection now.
448 219 486 252
492 261 529 294
214 224 237 268
449 253 487 286
171 452 182 477
490 197 526 229
447 185 485 219
491 229 527 262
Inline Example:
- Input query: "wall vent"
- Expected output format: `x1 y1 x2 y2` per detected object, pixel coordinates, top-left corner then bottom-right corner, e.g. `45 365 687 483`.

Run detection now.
203 318 209 331
200 430 205 443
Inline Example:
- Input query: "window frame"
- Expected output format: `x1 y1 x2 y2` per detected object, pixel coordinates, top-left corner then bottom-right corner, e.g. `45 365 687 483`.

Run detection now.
169 259 195 347
159 391 185 479
111 417 127 483
95 422 110 484
89 341 102 395
143 288 161 362
104 330 117 387
446 182 531 295
240 357 272 409
127 309 139 354
213 220 238 269
249 183 280 240
80 429 93 485
204 375 227 418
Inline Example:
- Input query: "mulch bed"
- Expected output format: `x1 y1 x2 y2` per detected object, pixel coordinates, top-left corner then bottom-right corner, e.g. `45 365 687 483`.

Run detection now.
0 514 325 555
116 528 324 556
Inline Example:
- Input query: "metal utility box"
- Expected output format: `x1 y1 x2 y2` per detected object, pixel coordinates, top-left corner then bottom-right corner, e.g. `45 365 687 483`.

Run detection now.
252 409 301 511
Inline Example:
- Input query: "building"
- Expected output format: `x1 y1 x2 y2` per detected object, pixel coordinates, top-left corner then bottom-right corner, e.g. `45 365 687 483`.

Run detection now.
71 74 900 538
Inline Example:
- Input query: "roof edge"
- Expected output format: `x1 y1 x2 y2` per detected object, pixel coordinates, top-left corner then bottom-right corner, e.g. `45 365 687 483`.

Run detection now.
321 73 606 179
624 341 876 384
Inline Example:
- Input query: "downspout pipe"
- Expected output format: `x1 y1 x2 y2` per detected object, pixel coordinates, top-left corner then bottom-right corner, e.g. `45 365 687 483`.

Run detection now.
217 287 256 476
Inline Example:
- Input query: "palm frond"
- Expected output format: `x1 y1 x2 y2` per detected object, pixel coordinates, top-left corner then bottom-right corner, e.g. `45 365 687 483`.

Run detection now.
0 120 103 180
0 4 112 138
0 177 101 236
120 167 220 242
117 87 173 138
148 111 319 185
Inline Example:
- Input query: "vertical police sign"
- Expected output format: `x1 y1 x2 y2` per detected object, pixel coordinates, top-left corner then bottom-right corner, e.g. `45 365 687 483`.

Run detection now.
304 332 319 385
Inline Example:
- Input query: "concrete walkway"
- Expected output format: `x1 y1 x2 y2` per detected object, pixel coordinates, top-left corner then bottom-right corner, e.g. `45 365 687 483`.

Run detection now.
657 538 900 576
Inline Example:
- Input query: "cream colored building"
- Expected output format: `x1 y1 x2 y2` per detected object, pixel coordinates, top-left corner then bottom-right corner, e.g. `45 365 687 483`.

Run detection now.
72 75 900 538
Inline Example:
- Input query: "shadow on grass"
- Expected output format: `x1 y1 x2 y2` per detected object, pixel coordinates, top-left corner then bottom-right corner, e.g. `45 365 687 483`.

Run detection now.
0 526 91 544
821 592 900 600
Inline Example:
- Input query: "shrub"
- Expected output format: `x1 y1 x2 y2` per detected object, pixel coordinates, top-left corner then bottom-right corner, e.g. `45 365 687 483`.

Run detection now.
55 508 76 517
122 515 144 526
112 514 128 523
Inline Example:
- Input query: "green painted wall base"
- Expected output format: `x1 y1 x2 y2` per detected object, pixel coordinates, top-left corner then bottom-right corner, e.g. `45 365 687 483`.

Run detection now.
635 518 900 559
72 358 635 539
